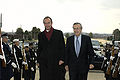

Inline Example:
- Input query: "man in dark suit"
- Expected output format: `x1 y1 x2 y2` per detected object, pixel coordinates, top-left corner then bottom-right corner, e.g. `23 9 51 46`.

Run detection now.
37 16 65 80
13 39 23 80
65 22 94 80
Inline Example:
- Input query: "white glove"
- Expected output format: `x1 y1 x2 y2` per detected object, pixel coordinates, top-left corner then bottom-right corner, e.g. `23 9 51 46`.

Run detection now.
35 60 37 63
118 52 120 57
104 57 107 60
0 55 4 59
107 61 109 64
22 61 27 65
111 65 114 70
11 62 17 68
33 58 34 60
31 67 34 71
110 56 115 60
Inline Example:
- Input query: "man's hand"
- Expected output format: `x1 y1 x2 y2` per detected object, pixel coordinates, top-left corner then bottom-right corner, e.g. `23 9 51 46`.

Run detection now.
65 65 69 71
89 64 94 69
31 67 34 71
59 60 64 65
11 62 17 68
22 61 27 65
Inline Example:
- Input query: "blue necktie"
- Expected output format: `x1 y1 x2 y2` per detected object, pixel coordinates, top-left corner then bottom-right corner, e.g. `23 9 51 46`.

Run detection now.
76 37 80 57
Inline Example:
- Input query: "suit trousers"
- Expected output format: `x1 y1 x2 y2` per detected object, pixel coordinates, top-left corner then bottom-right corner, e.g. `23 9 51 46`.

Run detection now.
69 70 88 80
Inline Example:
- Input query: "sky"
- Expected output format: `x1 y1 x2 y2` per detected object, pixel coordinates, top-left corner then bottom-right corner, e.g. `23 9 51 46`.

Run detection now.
0 0 120 34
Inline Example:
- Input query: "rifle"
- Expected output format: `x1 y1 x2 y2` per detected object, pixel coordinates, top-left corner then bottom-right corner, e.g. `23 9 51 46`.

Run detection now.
112 52 120 78
22 40 28 70
101 58 107 71
101 45 111 71
101 49 108 71
0 13 6 67
12 43 20 71
106 40 115 75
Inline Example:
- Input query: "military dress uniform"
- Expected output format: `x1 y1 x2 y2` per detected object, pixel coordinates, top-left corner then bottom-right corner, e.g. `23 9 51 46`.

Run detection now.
112 50 120 80
111 51 118 80
0 58 2 80
22 47 32 80
105 47 119 80
13 44 23 80
102 44 112 80
117 67 120 80
29 47 37 80
102 48 111 72
1 42 14 80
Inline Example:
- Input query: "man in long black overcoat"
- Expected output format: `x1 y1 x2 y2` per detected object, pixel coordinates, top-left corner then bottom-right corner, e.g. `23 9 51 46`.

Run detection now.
37 16 65 80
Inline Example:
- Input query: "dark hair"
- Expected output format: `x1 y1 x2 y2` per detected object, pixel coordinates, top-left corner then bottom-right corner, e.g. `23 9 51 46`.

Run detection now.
25 46 29 48
73 22 82 29
43 16 53 23
29 42 33 46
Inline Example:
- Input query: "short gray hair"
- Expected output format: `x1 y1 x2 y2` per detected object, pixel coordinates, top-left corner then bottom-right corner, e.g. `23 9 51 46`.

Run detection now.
73 22 82 29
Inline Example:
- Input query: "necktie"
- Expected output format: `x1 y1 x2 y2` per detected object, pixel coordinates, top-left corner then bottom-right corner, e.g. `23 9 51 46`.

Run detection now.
76 37 80 57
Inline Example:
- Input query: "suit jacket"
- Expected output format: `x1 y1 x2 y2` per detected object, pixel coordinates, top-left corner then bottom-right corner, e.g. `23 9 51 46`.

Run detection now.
65 35 94 73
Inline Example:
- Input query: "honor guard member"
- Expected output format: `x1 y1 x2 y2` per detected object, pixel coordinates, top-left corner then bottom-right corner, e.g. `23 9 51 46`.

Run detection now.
117 51 120 80
29 42 37 80
1 33 17 80
117 66 120 80
102 44 112 72
112 47 119 80
0 46 3 80
105 47 119 80
112 48 120 80
0 52 2 80
22 46 32 80
13 39 23 80
102 44 112 80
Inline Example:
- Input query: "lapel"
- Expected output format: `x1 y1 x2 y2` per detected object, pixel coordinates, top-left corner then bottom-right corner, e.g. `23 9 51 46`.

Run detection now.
78 35 84 57
71 36 77 58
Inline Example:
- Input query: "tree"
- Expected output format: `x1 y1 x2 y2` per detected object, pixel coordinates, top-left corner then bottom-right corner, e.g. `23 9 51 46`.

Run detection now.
89 32 93 38
107 36 113 40
28 32 32 40
31 27 40 40
15 27 24 40
113 29 120 41
24 30 29 40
